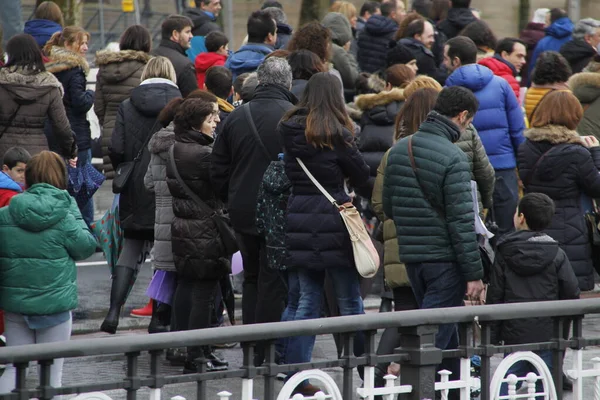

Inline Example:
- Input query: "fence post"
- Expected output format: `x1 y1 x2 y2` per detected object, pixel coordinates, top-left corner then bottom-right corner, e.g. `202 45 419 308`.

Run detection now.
397 325 441 400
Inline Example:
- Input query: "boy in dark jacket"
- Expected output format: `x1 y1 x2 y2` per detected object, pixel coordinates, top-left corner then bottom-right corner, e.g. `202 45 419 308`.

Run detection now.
0 147 30 207
487 193 580 396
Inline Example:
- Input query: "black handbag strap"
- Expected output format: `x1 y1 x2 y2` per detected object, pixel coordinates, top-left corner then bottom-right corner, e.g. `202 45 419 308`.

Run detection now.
243 103 273 162
133 119 162 163
0 104 23 140
168 145 216 217
408 136 445 218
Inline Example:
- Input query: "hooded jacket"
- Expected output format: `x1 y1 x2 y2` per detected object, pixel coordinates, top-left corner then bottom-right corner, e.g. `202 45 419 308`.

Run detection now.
437 7 477 39
276 23 293 50
445 64 525 170
95 49 151 179
23 19 62 48
184 8 222 37
382 111 483 281
528 17 574 79
225 43 273 81
519 22 546 87
166 128 230 281
569 72 600 140
357 15 398 73
144 124 176 271
478 55 521 101
0 67 74 159
194 51 227 88
0 183 97 315
517 125 600 291
560 38 597 74
110 79 181 239
322 12 359 97
398 38 447 85
487 230 580 344
280 112 370 270
153 39 199 97
0 172 22 207
45 46 94 152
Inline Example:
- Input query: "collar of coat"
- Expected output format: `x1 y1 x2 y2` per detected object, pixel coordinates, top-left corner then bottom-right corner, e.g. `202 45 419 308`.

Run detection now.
0 67 64 95
95 49 151 66
355 88 406 110
525 124 583 145
158 39 187 56
45 46 90 75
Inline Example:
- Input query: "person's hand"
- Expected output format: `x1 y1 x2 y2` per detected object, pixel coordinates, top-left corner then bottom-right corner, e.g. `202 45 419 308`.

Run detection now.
68 158 78 168
466 279 485 300
582 136 600 148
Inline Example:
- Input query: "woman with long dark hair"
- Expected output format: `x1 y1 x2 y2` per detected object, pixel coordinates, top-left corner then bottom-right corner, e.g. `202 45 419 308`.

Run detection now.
279 72 369 396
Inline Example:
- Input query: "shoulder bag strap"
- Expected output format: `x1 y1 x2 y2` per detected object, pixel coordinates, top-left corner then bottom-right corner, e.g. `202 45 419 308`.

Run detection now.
133 119 162 163
408 136 445 218
296 157 340 209
243 103 273 162
168 145 215 216
524 145 559 187
0 104 23 140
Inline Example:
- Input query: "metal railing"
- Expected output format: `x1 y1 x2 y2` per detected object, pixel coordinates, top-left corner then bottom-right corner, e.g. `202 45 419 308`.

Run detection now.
1 298 600 400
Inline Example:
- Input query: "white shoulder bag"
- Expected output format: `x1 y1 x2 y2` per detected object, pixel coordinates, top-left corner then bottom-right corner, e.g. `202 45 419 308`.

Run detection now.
296 158 380 278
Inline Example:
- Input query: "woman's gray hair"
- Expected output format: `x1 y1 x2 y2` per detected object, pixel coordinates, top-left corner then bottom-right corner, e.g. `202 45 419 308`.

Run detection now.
257 57 292 89
572 18 600 40
263 7 287 25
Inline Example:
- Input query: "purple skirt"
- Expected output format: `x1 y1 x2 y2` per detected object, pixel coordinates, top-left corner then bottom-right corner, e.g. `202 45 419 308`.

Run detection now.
146 270 177 305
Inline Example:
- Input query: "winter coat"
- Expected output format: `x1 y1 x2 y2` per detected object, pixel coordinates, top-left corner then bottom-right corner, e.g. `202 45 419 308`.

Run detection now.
523 83 570 122
528 17 573 79
195 52 227 88
276 23 293 50
184 8 222 37
437 7 477 39
95 49 151 179
153 39 199 98
322 12 359 96
144 124 176 271
354 88 405 198
517 125 600 291
0 183 96 315
23 19 62 48
487 230 580 344
291 79 308 99
357 15 398 73
478 55 520 101
280 112 370 270
225 43 273 81
110 79 181 239
0 172 22 207
561 39 597 74
519 22 545 87
166 128 230 281
0 67 75 159
382 111 483 281
45 46 94 152
570 72 600 140
398 38 447 85
211 84 295 235
445 64 525 170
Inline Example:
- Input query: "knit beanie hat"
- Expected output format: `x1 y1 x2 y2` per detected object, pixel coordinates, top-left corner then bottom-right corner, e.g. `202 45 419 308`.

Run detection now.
386 43 416 68
533 8 550 24
322 12 353 47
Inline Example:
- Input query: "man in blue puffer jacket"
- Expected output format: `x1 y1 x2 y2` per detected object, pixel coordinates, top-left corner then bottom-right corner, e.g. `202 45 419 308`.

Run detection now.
528 9 573 82
444 37 525 236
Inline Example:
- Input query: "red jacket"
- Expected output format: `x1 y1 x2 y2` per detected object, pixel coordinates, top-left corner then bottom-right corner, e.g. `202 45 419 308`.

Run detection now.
478 56 521 101
194 52 227 88
0 189 19 208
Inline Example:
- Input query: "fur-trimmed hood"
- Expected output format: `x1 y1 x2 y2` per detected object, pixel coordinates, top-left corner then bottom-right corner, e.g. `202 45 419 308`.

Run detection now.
45 46 90 75
568 72 600 104
148 123 175 156
355 88 406 110
367 73 386 94
0 67 64 100
525 124 583 145
583 59 600 73
96 50 149 84
346 103 363 120
95 49 151 66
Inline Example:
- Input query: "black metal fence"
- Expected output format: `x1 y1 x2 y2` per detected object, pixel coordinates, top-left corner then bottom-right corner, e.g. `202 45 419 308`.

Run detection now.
1 298 600 400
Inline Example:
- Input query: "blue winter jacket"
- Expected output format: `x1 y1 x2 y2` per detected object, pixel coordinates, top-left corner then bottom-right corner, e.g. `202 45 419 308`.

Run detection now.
445 64 525 170
528 17 573 80
225 43 273 81
24 19 62 48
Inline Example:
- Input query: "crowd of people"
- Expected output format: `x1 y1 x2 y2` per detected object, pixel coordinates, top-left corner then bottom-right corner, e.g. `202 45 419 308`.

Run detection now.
1 0 600 397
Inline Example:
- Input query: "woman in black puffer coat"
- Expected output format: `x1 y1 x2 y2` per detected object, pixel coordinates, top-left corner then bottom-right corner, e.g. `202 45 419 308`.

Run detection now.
166 95 230 374
518 90 600 292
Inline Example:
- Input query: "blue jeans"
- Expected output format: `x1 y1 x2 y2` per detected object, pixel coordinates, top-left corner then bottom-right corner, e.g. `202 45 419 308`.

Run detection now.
406 262 466 382
77 149 94 227
276 270 300 363
492 169 519 237
285 267 365 368
499 350 553 399
0 0 22 46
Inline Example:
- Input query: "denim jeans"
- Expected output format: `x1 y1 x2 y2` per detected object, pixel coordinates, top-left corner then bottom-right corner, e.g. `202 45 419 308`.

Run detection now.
492 168 519 237
0 0 22 46
499 350 553 399
276 269 300 363
406 262 466 390
285 267 365 369
77 149 94 227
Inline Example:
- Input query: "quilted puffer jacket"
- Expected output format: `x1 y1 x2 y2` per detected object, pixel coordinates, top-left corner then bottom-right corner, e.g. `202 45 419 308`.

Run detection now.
382 111 483 281
569 72 600 141
144 124 176 271
0 67 74 158
166 128 230 281
357 15 398 73
95 50 151 178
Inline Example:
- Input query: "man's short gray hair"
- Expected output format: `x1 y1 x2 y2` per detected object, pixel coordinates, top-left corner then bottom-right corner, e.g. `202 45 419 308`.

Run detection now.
573 18 600 40
257 57 292 89
263 6 287 25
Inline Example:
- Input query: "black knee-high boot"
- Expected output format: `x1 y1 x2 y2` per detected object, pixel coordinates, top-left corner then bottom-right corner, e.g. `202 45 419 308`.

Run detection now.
148 300 170 334
101 266 136 334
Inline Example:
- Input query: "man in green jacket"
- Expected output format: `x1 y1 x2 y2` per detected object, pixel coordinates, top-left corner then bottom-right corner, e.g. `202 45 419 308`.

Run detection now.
382 86 485 395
